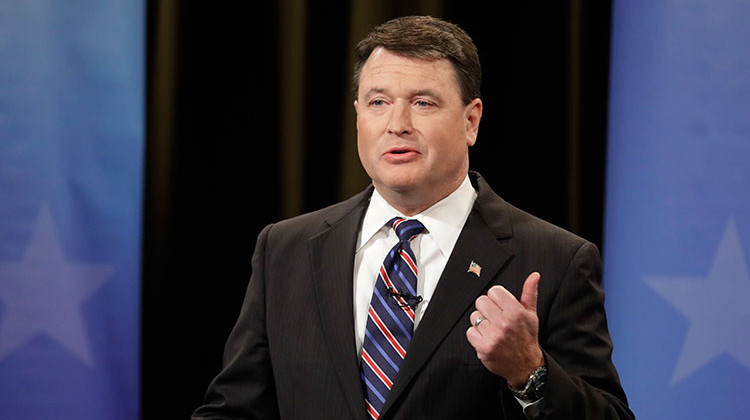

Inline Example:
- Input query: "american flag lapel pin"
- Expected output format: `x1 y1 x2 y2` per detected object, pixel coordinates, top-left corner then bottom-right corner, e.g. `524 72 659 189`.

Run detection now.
467 260 482 277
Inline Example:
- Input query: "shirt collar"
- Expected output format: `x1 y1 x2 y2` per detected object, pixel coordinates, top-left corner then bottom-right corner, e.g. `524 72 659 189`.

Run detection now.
357 175 478 257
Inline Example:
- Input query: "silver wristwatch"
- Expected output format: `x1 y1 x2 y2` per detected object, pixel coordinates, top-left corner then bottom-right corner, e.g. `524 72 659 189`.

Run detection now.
509 365 548 402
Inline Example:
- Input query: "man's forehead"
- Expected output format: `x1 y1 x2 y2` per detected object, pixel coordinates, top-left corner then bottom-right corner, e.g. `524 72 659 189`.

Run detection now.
362 87 442 99
363 47 450 71
359 49 459 92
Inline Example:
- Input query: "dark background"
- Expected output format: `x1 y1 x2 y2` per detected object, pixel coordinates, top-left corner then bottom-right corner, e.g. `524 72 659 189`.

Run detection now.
143 1 613 417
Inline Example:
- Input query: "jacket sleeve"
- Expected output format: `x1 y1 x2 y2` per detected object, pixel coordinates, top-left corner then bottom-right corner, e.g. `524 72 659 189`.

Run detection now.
192 224 281 420
521 241 635 419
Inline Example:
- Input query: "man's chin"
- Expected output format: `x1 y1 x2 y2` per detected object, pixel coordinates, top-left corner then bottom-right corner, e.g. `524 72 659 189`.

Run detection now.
374 177 421 194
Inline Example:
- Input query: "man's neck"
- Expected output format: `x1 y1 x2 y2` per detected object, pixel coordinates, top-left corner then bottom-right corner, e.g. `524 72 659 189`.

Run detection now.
373 173 468 216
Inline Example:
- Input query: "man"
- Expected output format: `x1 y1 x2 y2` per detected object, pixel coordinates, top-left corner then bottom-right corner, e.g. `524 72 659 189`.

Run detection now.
193 16 633 419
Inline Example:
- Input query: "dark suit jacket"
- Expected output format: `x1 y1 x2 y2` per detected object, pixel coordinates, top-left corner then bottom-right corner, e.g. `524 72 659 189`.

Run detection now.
193 172 634 419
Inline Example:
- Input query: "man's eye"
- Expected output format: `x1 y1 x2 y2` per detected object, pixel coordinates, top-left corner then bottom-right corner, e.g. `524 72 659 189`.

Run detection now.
415 100 432 107
370 99 386 106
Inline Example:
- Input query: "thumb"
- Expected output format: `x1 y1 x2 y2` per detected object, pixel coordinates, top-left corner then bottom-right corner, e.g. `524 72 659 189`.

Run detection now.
520 272 540 312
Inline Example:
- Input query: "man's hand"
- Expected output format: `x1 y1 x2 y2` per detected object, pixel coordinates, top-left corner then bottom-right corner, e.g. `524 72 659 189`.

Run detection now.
466 272 545 389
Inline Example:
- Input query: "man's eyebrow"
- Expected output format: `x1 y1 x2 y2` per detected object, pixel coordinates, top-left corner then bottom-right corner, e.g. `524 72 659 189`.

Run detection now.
363 88 386 99
412 89 441 99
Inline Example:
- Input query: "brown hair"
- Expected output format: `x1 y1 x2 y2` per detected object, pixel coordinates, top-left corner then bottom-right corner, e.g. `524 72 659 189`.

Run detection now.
353 16 481 105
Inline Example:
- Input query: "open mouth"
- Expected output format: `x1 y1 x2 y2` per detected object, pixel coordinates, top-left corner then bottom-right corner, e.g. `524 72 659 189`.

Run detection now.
386 147 417 155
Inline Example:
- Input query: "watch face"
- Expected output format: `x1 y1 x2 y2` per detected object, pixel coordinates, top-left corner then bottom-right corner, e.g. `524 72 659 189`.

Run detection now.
514 366 548 401
530 368 548 399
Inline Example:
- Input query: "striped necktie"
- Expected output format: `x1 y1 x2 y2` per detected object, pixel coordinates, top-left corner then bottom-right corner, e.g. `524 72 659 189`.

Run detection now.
361 217 425 419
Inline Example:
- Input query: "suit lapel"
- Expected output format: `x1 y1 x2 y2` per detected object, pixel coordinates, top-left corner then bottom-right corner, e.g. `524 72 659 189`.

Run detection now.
308 189 371 420
381 173 515 417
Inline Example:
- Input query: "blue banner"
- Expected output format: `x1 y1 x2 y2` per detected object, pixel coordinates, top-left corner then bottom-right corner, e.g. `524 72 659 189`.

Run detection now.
0 1 142 418
604 1 750 418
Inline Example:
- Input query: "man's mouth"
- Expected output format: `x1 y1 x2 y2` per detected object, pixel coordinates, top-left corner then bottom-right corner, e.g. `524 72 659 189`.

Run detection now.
383 148 420 163
385 147 417 155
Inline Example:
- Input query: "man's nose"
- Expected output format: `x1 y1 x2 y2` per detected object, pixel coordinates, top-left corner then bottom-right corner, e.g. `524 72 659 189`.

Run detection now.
387 100 413 135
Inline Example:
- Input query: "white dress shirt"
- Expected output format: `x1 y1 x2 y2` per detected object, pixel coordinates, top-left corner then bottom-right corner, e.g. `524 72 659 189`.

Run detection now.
353 175 477 355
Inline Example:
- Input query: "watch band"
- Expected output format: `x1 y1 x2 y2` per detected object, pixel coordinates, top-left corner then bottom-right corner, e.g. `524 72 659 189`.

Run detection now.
509 365 548 402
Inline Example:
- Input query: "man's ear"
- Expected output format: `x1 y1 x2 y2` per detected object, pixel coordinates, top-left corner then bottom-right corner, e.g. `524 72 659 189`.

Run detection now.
465 98 483 147
354 100 359 129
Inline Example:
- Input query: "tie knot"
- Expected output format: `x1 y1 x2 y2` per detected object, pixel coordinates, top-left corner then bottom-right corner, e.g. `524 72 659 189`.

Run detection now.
389 217 425 242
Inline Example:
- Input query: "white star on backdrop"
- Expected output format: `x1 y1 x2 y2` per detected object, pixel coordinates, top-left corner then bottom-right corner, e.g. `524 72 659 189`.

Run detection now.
0 205 114 365
645 218 750 384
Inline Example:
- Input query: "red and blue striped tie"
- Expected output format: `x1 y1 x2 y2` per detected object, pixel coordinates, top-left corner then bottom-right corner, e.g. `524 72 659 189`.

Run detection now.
361 217 425 419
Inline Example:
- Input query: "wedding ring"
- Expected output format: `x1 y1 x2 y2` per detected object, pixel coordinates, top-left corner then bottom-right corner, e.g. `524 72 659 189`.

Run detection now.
474 316 484 328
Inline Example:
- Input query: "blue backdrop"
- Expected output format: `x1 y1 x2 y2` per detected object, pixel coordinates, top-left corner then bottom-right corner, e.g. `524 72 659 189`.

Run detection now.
605 1 750 418
0 1 142 418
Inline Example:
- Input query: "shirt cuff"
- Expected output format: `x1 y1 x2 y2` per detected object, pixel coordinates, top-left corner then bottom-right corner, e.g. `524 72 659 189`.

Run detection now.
515 396 543 419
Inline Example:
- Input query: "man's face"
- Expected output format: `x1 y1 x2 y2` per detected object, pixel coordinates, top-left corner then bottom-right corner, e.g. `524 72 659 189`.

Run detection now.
355 48 482 212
